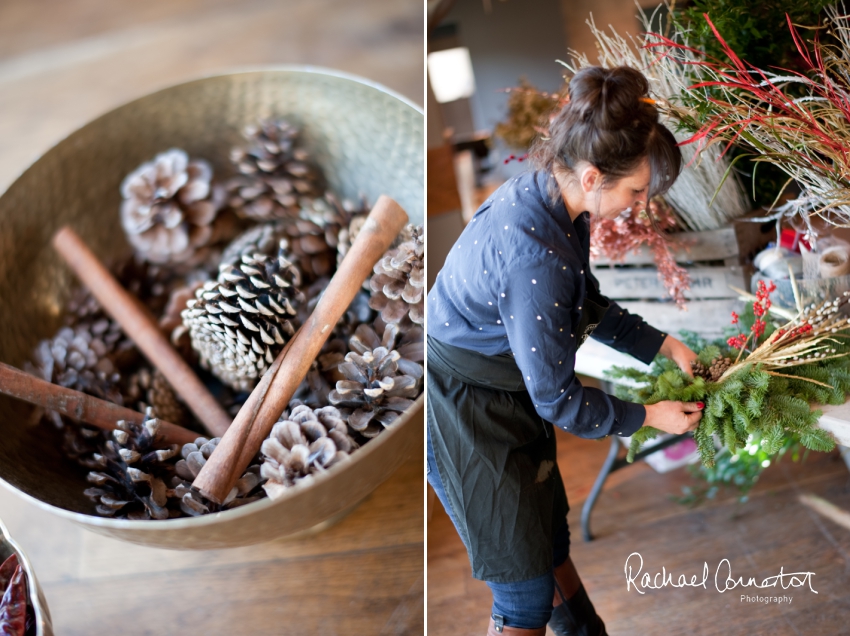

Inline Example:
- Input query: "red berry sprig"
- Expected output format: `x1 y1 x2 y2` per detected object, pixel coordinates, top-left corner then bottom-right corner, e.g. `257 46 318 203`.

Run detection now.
727 280 776 350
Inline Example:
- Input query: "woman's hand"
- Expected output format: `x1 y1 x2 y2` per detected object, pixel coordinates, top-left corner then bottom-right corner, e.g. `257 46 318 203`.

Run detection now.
659 334 699 378
644 401 703 434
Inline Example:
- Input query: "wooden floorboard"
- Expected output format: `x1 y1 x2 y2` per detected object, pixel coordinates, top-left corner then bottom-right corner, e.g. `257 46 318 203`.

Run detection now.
427 428 850 635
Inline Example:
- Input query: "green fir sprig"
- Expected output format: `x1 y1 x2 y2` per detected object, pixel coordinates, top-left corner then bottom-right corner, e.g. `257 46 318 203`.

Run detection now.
606 288 850 468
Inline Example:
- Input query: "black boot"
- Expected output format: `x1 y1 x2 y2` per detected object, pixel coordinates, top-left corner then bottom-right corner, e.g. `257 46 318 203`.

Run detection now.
548 582 608 636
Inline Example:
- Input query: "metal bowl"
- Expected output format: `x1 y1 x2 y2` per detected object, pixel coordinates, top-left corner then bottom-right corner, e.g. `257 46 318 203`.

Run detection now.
0 516 52 635
0 67 423 549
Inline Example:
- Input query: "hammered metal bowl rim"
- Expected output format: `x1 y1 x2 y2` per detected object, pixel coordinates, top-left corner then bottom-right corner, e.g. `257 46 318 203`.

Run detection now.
1 64 423 192
0 66 423 531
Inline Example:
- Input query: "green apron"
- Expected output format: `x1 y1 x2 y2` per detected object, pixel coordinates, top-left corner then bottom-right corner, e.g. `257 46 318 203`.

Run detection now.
427 280 611 583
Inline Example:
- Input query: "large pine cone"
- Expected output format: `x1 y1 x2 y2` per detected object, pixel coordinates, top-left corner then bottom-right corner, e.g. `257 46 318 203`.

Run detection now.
120 149 225 265
260 405 359 497
329 322 423 438
181 240 305 391
368 224 424 325
225 119 323 221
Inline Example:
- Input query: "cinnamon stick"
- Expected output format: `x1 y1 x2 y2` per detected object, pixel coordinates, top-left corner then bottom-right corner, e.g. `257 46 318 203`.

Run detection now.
0 362 197 446
192 195 409 503
52 227 231 437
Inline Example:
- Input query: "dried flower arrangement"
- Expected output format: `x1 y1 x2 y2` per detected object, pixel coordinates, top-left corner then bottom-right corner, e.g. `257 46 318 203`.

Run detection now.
607 280 845 468
650 4 850 239
0 553 33 636
19 119 424 519
589 198 692 307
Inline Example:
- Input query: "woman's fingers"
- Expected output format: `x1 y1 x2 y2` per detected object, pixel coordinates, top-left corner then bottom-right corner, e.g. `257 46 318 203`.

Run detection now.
686 410 703 430
680 401 704 413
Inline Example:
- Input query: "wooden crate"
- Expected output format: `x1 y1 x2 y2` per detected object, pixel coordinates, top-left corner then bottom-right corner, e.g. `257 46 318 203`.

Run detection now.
591 226 752 340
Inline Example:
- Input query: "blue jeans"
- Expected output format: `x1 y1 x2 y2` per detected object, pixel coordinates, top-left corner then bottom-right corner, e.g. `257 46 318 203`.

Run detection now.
427 426 571 629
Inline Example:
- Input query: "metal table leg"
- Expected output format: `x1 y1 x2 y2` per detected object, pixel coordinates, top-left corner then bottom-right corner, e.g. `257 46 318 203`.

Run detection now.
581 432 692 541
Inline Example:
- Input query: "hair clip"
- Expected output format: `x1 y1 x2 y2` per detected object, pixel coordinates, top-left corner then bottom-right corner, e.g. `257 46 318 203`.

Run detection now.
640 97 656 105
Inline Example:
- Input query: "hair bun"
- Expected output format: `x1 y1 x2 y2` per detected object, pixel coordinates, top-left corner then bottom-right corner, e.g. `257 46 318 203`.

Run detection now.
569 66 654 130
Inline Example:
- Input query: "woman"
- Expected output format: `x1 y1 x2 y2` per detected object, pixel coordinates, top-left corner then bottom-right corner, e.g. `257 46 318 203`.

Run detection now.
426 66 704 636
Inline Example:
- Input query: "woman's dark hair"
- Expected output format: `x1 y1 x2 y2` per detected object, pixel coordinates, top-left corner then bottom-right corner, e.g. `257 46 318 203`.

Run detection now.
530 65 682 205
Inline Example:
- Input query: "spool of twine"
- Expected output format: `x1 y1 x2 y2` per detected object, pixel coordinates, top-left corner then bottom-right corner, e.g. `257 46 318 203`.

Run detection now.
819 244 850 278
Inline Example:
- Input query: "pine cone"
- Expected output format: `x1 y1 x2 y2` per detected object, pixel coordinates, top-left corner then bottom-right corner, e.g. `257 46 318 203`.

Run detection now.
260 404 359 496
328 322 423 438
181 241 305 391
172 436 263 515
225 119 322 221
338 215 368 264
368 224 424 326
708 356 733 382
83 411 179 520
300 194 372 264
78 413 263 519
28 319 127 409
160 280 205 358
120 149 225 265
690 359 709 381
221 219 335 283
691 356 733 382
125 368 189 427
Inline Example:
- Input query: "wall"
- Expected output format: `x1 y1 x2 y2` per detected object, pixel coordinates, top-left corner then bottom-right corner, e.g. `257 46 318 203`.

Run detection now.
438 0 569 179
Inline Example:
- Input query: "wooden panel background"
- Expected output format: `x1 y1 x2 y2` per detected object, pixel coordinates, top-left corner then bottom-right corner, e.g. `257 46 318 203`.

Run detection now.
0 1 424 634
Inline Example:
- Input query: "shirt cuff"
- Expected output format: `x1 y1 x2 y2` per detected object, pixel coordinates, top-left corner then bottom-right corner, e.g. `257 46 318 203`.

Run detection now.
628 322 668 366
611 399 646 437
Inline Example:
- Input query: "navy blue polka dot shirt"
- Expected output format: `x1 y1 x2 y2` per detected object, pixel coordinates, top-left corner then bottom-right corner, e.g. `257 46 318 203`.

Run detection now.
427 170 668 439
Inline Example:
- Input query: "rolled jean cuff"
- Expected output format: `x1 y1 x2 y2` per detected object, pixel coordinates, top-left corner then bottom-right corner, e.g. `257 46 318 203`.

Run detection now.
488 571 554 629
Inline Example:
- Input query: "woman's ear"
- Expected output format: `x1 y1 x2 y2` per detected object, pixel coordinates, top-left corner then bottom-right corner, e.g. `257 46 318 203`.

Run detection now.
579 164 602 193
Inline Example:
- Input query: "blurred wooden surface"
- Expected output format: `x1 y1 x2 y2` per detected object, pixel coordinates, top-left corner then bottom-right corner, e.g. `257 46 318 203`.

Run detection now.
429 427 850 635
0 1 424 634
0 0 423 194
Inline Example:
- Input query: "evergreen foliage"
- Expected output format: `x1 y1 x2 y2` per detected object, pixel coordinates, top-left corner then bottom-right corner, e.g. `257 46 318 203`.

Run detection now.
607 325 847 468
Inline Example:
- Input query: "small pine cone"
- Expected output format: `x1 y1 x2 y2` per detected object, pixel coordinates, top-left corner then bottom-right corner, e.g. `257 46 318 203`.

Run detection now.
172 436 263 514
368 225 424 326
28 317 127 410
125 368 189 426
260 404 359 496
690 359 709 380
82 410 178 520
120 148 225 265
181 243 304 391
709 356 732 382
329 322 423 438
325 194 372 264
338 215 368 264
299 193 369 256
225 119 323 221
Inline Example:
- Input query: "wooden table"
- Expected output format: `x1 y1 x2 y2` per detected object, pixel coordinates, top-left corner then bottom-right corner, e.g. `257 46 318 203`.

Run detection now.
0 1 424 634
